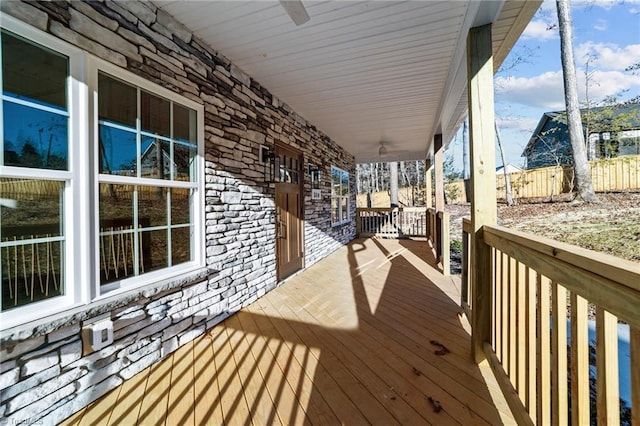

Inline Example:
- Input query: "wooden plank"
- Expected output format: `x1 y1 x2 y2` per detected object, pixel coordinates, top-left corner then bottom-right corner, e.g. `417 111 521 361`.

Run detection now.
225 313 284 426
261 295 395 425
106 363 150 425
596 307 619 425
483 343 534 426
632 326 640 426
78 383 121 426
136 350 173 424
551 282 568 426
440 211 450 275
434 134 445 212
516 261 526 402
425 159 433 208
483 227 640 329
570 293 589 426
193 333 224 425
166 339 195 425
525 267 536 422
508 256 517 384
484 224 640 293
211 323 252 424
468 23 497 362
235 311 297 425
536 275 551 425
243 306 339 426
501 252 509 366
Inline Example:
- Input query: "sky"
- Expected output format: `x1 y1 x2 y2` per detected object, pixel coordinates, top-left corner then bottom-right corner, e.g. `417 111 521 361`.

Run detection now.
447 0 640 171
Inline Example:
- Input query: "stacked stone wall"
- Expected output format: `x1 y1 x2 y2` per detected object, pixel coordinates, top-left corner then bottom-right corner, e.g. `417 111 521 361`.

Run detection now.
0 1 355 423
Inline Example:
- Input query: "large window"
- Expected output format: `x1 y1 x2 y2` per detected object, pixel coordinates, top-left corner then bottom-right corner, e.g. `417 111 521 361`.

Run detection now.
0 20 203 325
331 166 350 225
97 73 198 290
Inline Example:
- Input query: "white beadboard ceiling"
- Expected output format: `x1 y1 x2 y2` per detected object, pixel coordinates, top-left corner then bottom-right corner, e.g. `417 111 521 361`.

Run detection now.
155 1 540 163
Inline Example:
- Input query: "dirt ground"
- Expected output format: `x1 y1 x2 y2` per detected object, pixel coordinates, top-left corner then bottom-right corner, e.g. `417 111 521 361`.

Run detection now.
447 191 640 263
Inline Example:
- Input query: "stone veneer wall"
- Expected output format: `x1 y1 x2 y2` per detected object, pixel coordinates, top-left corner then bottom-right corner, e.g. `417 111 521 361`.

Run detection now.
0 1 356 423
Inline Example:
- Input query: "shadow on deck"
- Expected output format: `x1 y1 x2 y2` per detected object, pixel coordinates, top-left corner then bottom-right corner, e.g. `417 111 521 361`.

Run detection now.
63 238 514 425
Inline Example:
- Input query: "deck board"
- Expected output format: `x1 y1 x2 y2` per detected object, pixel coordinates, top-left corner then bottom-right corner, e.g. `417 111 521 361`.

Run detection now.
60 238 514 425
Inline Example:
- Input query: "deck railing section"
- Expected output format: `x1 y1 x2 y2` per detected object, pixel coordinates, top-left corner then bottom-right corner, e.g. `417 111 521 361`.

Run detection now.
355 207 450 275
356 207 428 238
463 222 640 425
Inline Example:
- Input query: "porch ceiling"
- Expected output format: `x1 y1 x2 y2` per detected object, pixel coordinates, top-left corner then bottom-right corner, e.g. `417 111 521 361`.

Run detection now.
155 1 540 163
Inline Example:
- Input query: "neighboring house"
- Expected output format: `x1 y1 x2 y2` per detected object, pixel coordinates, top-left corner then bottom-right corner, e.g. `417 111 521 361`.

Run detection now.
522 103 640 169
496 163 522 174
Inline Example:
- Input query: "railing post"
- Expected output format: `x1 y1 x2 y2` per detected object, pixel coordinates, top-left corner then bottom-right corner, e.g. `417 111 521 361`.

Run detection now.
441 211 450 275
467 23 497 363
356 209 362 237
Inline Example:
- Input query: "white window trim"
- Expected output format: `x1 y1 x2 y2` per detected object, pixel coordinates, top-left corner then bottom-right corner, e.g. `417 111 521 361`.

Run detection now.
331 166 350 226
0 15 205 329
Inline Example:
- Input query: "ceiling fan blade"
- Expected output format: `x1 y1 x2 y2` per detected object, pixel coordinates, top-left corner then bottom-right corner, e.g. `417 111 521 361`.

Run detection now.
279 0 310 26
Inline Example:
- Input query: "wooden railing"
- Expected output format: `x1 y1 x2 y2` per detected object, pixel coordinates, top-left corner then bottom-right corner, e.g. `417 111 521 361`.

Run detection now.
356 207 450 275
356 207 428 238
463 221 640 424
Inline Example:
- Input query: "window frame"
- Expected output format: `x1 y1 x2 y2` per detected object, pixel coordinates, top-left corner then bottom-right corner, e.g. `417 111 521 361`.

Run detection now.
0 15 205 329
330 166 350 226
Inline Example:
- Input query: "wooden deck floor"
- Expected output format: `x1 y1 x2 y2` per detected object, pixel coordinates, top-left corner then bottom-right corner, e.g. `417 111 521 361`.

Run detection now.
63 238 514 425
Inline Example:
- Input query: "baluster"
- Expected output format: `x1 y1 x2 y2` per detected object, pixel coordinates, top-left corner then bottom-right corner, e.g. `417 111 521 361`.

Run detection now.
570 292 589 426
596 307 619 425
537 275 551 425
551 281 568 426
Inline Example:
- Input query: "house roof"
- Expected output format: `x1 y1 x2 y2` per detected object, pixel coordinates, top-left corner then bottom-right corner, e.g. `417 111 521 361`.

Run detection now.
154 1 540 163
522 102 640 155
496 163 522 174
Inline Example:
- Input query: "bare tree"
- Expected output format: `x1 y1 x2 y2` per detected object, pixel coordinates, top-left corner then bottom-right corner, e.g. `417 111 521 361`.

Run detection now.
556 0 598 202
495 121 516 206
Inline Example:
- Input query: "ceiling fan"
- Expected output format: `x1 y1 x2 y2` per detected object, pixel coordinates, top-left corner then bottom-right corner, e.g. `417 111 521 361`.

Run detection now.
280 0 310 26
377 141 409 158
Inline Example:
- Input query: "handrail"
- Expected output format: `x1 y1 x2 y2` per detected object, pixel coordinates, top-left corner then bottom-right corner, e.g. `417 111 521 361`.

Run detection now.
355 207 428 238
469 223 640 424
355 207 450 275
483 225 640 326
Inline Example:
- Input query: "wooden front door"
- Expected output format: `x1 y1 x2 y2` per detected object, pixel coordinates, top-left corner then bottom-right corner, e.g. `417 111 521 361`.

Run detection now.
275 146 304 280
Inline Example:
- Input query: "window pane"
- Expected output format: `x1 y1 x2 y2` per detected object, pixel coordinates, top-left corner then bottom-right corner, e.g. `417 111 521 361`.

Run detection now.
1 178 63 238
141 91 170 137
99 184 136 286
99 228 135 286
1 178 64 311
2 240 64 311
98 73 136 127
2 30 67 109
140 229 168 273
331 168 341 196
174 104 197 142
171 188 191 225
341 171 349 196
99 184 134 229
3 101 68 170
171 227 191 266
141 136 170 179
138 186 167 227
341 197 348 221
331 198 339 223
99 124 137 176
174 141 197 182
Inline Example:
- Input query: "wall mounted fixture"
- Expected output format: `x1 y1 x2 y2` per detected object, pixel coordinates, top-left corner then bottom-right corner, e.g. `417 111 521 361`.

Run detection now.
308 164 322 189
260 145 277 182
